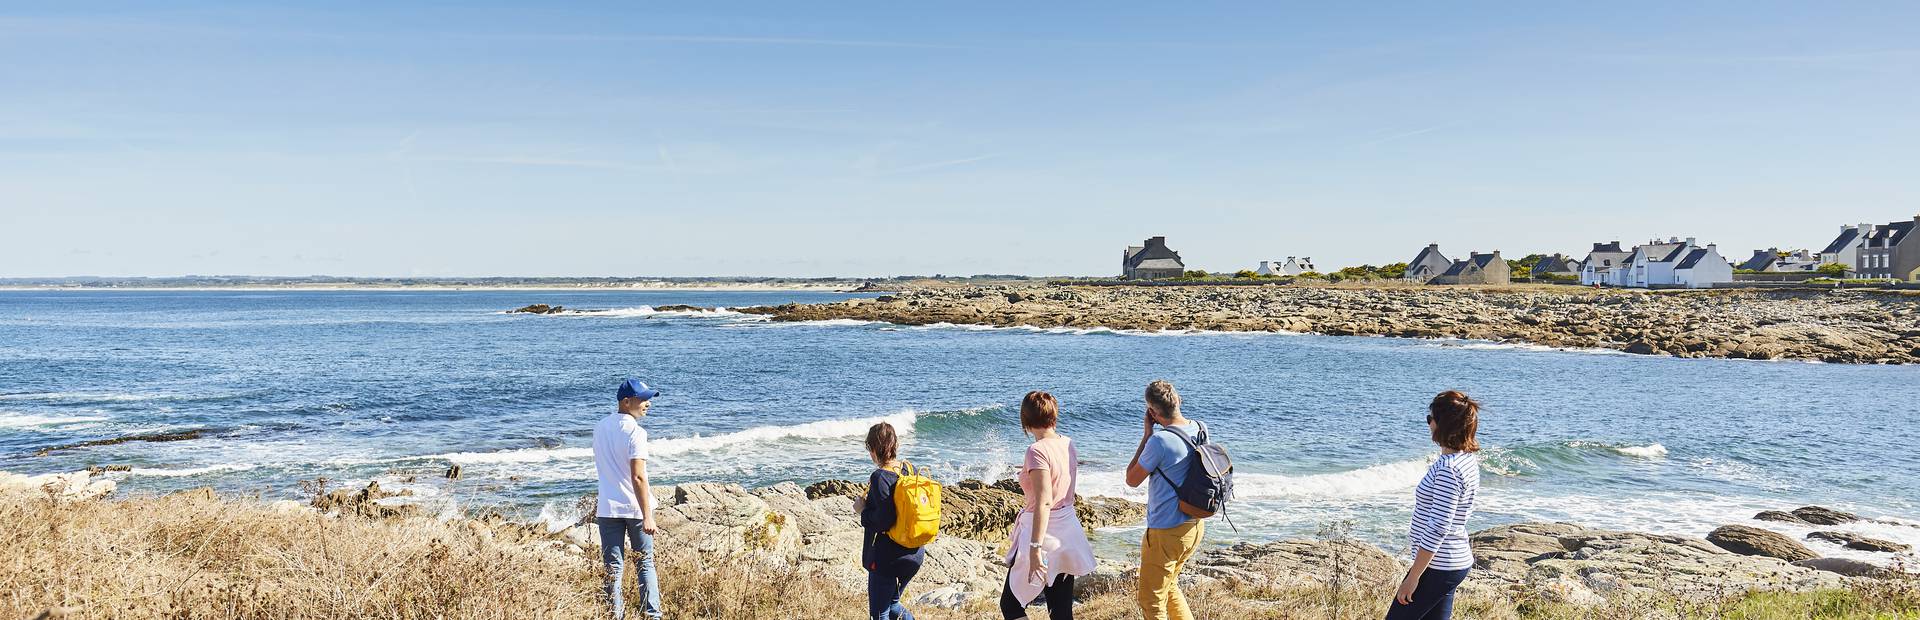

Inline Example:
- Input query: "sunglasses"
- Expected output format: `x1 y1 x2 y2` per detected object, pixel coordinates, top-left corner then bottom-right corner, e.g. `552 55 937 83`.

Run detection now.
1425 414 1434 424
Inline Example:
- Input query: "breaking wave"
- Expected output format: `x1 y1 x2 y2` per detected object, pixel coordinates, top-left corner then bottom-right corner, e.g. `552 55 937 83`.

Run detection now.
421 409 937 465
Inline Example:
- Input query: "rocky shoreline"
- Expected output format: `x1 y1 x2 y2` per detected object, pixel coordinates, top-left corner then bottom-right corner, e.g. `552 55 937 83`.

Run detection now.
733 284 1920 364
4 469 1915 616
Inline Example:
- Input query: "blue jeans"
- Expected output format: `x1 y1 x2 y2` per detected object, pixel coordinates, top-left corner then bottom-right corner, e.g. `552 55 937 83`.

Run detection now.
867 554 922 620
1384 568 1469 620
598 517 663 620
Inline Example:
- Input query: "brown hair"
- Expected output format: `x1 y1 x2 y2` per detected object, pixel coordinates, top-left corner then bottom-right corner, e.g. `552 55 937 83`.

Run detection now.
1020 391 1059 430
1145 380 1180 419
865 422 899 463
1428 391 1481 452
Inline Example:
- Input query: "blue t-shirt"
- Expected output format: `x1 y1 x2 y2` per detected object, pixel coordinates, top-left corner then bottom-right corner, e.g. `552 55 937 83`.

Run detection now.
1138 422 1199 529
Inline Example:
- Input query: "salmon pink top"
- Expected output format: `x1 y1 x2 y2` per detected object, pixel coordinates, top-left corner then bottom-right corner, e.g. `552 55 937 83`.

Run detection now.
1020 435 1077 513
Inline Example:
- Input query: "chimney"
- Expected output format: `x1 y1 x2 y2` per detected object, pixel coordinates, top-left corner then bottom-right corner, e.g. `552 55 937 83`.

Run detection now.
1685 237 1697 247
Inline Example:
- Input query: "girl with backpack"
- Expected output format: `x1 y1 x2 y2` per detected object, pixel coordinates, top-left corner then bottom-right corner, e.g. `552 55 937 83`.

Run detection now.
856 422 927 620
1386 391 1483 620
1000 391 1096 620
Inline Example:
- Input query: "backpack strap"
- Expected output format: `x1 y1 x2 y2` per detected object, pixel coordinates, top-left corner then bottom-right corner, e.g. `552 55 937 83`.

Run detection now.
1152 422 1202 489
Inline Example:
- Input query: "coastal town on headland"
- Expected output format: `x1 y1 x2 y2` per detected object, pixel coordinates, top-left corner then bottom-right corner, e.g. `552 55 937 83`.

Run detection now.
1114 211 1920 289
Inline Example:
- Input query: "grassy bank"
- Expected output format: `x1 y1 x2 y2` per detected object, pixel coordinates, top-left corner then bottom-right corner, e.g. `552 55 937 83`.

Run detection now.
3 489 1916 619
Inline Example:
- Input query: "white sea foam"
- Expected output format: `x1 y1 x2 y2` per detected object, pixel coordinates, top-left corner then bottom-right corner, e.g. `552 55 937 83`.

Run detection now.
0 392 172 402
722 318 886 329
129 463 258 477
1078 458 1431 501
1612 443 1669 458
565 306 750 319
423 410 922 465
0 413 110 429
900 322 1297 337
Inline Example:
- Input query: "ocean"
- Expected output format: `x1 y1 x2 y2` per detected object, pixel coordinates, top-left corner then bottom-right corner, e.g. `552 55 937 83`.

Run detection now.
3 289 1917 563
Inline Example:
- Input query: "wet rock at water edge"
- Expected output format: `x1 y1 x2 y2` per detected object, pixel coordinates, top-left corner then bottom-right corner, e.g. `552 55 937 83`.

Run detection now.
1754 510 1808 524
1791 506 1859 526
507 304 564 314
1707 525 1819 562
1806 531 1910 553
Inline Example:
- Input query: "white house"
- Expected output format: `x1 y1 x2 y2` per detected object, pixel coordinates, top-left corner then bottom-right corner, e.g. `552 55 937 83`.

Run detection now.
1672 245 1735 288
1819 223 1875 275
1255 256 1316 276
1579 241 1632 286
1622 237 1731 288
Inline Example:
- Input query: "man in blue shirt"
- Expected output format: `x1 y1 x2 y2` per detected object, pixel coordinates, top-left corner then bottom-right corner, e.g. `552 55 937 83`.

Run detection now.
1124 379 1202 620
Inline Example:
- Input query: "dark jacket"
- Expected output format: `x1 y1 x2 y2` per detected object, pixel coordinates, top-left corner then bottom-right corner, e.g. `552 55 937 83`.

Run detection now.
860 468 926 569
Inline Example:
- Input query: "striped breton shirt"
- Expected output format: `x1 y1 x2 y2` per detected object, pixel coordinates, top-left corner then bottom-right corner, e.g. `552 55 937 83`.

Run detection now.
1409 451 1480 571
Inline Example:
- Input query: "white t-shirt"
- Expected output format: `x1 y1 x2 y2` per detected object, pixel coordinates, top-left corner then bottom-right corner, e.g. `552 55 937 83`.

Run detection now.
593 412 652 519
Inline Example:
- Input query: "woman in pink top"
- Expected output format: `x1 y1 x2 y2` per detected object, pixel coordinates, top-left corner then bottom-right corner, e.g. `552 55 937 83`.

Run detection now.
1000 391 1096 620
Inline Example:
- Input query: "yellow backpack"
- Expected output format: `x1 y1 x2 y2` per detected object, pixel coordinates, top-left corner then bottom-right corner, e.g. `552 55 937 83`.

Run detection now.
886 462 941 548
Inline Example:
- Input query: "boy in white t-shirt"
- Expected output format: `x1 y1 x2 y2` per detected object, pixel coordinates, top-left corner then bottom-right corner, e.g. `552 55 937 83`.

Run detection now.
594 379 663 620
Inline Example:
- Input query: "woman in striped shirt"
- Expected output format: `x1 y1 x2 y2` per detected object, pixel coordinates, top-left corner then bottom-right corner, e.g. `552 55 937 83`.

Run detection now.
1387 391 1482 620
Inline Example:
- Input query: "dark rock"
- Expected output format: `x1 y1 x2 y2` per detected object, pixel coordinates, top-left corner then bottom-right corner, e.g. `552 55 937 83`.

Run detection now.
653 305 707 312
508 304 564 314
1806 531 1911 553
1793 557 1892 578
1791 506 1859 526
1707 525 1819 562
1624 340 1658 355
1754 510 1808 524
311 480 421 519
444 464 462 480
803 479 866 500
36 429 206 456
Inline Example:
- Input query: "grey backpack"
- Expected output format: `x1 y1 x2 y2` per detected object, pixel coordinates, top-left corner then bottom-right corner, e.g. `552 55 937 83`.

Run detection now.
1155 421 1235 527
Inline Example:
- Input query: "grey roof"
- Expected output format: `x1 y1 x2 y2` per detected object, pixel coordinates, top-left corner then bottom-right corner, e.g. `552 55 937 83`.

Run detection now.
1470 253 1501 269
1676 248 1715 270
1439 259 1470 277
1133 258 1184 271
1737 251 1776 272
1409 245 1450 270
1583 250 1631 269
1869 221 1915 248
1635 243 1686 263
1125 237 1183 271
1820 228 1862 255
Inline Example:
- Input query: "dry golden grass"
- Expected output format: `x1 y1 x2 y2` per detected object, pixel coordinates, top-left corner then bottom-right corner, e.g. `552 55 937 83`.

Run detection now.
5 488 1917 619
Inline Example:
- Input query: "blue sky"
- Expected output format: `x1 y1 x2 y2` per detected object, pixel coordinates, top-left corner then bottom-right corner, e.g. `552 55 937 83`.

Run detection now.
3 2 1917 277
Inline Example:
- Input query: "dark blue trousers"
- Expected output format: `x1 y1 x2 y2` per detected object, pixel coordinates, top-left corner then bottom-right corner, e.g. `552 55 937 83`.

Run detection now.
867 554 924 620
1384 568 1469 620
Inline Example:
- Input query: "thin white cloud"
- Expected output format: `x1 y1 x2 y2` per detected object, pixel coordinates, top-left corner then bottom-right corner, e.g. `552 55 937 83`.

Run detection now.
881 153 998 175
1352 124 1454 148
473 32 975 50
407 155 656 172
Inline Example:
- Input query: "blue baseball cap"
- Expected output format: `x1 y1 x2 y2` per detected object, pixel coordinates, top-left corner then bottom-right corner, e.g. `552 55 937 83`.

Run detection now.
617 379 661 402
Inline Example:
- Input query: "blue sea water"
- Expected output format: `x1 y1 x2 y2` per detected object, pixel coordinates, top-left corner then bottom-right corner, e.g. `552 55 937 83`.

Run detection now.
3 289 1917 561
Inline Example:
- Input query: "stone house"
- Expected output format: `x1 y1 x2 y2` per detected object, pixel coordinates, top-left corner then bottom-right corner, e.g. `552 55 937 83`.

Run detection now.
1857 216 1918 281
1404 244 1452 283
1430 251 1511 285
1579 242 1631 286
1122 236 1186 280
